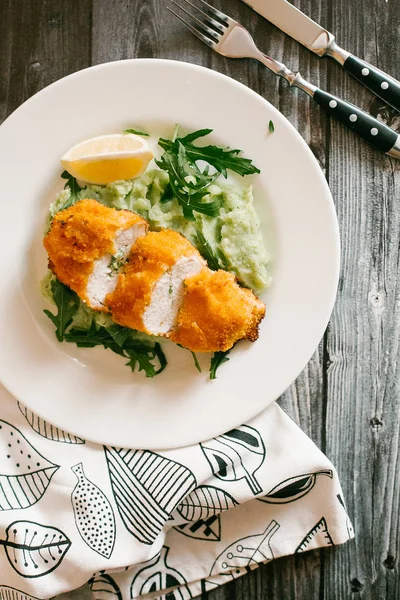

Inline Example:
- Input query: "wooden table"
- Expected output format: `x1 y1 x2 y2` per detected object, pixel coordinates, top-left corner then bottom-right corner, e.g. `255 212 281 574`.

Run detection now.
1 0 399 598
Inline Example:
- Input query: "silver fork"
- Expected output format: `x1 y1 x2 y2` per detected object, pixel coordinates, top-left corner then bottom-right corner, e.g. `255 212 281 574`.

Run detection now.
169 0 400 159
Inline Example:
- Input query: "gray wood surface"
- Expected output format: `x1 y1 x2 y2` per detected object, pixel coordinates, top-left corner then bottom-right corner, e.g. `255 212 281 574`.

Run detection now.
1 0 400 598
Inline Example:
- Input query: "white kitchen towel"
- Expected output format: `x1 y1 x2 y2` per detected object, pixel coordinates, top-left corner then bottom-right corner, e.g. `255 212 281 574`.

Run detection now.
0 388 353 600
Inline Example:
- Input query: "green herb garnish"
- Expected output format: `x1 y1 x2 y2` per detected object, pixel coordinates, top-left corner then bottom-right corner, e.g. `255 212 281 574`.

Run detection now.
44 280 167 377
195 230 228 271
159 129 260 177
156 128 259 220
268 120 275 134
123 128 150 137
43 279 81 342
210 349 231 380
190 351 202 373
60 170 82 209
156 144 221 221
109 250 125 275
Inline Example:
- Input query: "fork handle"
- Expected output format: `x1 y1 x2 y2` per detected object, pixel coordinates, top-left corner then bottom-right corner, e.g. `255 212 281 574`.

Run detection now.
292 74 400 158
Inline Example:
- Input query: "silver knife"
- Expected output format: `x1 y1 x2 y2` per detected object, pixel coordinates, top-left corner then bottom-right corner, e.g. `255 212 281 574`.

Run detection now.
241 0 400 112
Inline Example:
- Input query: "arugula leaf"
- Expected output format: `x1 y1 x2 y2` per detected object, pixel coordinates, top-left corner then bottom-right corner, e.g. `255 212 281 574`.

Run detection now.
190 351 202 373
210 349 231 380
65 323 167 378
158 129 260 178
43 279 81 342
195 230 228 271
123 128 150 137
160 181 174 204
269 120 275 134
125 345 159 377
45 280 167 377
65 321 124 352
106 324 133 347
121 335 167 377
155 149 221 220
156 128 259 219
61 170 83 209
177 128 213 144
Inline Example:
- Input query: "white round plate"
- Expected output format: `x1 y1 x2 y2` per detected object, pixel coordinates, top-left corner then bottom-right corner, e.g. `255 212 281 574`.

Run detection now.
0 59 339 449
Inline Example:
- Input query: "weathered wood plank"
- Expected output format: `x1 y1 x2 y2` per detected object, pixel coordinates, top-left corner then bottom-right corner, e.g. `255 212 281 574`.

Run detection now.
0 0 92 121
0 2 91 600
323 0 400 598
3 0 400 599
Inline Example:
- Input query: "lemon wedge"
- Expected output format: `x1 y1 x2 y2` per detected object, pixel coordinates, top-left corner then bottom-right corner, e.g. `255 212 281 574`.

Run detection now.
61 133 154 185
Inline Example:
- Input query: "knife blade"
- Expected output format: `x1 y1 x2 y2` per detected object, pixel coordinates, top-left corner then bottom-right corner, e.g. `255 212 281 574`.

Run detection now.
241 0 400 111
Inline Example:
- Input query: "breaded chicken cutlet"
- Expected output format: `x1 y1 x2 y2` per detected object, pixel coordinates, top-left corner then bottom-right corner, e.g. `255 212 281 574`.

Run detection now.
44 198 266 352
108 229 205 335
44 199 148 310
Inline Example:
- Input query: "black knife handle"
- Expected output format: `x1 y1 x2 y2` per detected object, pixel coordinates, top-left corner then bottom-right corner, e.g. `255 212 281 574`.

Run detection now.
343 55 400 112
314 88 399 155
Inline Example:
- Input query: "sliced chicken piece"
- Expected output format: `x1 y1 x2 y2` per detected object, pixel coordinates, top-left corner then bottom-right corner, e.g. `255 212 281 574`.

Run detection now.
44 198 148 310
108 229 205 335
169 268 266 352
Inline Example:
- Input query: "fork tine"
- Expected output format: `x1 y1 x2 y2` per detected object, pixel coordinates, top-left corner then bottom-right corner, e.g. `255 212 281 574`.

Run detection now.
176 0 227 33
195 0 230 25
167 7 216 47
170 1 221 42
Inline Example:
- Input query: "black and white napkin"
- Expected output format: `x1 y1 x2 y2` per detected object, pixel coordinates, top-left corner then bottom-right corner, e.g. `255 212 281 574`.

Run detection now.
0 389 353 599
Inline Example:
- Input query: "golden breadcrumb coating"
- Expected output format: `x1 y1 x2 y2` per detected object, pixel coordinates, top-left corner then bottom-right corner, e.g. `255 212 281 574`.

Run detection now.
169 268 266 352
43 199 147 306
43 200 267 353
108 229 203 332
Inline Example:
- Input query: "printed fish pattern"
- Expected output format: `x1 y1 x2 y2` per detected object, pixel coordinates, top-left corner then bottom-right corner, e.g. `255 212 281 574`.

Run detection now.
258 470 333 504
210 520 280 577
174 515 221 542
130 546 192 600
200 426 266 495
176 485 238 521
88 573 122 600
71 463 116 558
2 520 71 578
17 404 85 444
337 494 354 538
0 421 59 510
200 579 220 594
104 448 196 545
0 588 41 600
295 517 334 553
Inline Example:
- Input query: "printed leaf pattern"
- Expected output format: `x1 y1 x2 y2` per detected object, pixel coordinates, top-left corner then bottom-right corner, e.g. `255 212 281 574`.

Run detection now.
258 470 333 504
210 520 280 576
104 447 196 545
88 573 122 600
71 463 115 558
200 579 220 593
337 494 355 538
174 515 221 542
176 486 238 521
295 517 334 553
0 588 40 600
0 420 59 510
130 546 192 599
201 425 266 495
1 520 71 578
18 403 85 444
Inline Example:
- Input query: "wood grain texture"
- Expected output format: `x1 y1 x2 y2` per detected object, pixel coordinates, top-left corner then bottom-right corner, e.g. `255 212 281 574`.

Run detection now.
1 0 400 598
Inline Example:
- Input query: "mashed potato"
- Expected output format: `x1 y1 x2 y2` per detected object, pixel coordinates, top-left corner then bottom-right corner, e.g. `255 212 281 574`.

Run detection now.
49 169 271 295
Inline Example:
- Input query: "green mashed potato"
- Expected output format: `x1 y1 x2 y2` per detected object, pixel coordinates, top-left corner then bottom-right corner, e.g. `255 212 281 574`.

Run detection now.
48 169 271 295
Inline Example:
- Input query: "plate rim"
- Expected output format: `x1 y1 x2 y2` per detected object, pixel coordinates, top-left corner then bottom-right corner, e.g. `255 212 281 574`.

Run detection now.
0 58 340 449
